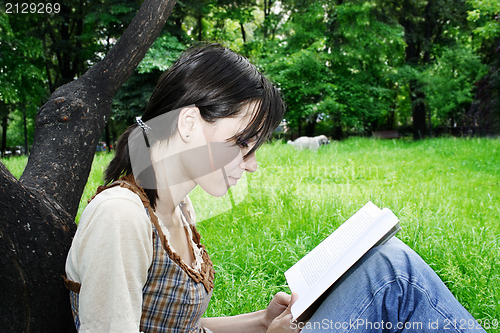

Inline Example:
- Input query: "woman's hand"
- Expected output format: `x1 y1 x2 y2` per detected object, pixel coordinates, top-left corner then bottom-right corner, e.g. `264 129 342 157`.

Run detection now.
264 292 290 324
265 292 300 333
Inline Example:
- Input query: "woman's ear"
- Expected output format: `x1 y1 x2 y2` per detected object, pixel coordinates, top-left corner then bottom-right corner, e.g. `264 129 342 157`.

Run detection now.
177 106 200 143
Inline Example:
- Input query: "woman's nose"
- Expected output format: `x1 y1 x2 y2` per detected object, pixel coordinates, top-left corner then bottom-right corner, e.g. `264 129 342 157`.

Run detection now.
240 152 257 173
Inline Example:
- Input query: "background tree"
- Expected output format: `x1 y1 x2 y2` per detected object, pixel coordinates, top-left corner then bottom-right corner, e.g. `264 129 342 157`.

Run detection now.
423 44 488 133
256 0 406 138
325 1 405 137
0 12 47 155
151 0 498 139
0 0 143 154
2 0 499 153
0 0 177 331
112 31 187 136
465 0 500 135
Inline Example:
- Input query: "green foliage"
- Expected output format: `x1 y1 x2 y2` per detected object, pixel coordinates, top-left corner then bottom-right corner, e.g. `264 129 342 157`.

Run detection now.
5 107 36 147
423 45 488 127
330 1 404 129
2 0 500 149
111 71 160 125
206 0 258 52
111 7 189 129
0 13 47 105
83 0 139 60
112 30 188 128
467 0 500 41
258 1 406 136
0 0 141 148
137 33 187 74
262 45 332 133
0 11 48 149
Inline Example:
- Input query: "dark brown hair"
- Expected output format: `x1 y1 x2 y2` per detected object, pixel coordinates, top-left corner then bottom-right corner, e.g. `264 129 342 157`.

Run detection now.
105 44 285 208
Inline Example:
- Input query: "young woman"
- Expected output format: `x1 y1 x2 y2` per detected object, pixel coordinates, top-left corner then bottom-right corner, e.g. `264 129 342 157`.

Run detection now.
65 45 485 333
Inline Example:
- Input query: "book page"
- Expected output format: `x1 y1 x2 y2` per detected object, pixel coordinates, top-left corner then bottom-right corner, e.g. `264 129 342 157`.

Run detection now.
287 205 400 321
285 202 381 294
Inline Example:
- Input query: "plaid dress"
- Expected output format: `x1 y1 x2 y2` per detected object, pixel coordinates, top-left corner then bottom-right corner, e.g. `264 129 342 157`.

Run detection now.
65 177 215 333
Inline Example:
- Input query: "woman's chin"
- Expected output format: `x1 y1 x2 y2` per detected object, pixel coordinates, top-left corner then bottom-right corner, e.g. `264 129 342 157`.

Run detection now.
201 185 230 198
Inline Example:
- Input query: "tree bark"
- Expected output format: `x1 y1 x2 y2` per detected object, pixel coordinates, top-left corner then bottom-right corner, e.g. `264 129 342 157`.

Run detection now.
22 106 28 155
398 0 429 140
240 22 246 44
0 0 177 331
0 163 76 332
197 13 203 41
1 103 8 156
409 79 427 140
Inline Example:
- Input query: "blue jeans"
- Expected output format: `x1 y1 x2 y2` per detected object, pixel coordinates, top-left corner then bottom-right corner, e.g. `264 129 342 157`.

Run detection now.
301 238 486 333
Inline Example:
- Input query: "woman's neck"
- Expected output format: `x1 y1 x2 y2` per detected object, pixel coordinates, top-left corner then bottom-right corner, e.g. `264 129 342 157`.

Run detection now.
149 134 199 226
154 181 196 228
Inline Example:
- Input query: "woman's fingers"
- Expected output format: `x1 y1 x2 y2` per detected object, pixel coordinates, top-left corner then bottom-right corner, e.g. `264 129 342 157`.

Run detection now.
275 292 298 321
273 292 292 307
266 292 301 332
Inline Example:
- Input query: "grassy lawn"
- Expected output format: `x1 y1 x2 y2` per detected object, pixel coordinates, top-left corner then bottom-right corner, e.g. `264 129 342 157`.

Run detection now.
3 137 499 331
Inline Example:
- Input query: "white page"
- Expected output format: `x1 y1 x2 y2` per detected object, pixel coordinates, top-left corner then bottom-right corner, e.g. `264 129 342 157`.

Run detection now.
289 208 399 320
285 202 381 296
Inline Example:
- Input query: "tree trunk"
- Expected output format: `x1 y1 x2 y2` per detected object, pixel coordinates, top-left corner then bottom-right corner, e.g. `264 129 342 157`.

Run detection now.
331 110 343 140
22 106 28 155
197 13 203 41
400 3 428 140
105 122 111 152
263 0 269 38
0 163 76 332
240 22 247 44
404 39 427 139
1 103 8 156
0 0 177 331
304 116 317 137
410 79 427 140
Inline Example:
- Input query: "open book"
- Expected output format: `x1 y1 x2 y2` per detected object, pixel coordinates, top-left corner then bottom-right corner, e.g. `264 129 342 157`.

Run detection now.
285 201 401 322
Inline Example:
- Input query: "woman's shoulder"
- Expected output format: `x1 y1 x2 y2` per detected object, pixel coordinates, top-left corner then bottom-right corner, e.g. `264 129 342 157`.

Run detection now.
66 184 154 287
78 185 149 230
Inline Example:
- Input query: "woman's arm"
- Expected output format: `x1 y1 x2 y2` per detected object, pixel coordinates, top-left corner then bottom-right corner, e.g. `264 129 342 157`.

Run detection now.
201 292 299 333
201 310 268 333
66 188 153 332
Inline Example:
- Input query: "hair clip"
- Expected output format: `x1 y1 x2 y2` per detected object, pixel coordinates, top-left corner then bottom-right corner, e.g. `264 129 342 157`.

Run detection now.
136 116 151 148
136 116 151 133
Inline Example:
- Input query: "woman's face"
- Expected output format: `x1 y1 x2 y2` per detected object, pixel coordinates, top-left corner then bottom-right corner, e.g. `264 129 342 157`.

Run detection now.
194 104 259 197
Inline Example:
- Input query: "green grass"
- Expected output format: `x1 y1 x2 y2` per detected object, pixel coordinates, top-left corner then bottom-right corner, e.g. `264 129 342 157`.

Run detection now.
196 137 500 331
2 137 499 331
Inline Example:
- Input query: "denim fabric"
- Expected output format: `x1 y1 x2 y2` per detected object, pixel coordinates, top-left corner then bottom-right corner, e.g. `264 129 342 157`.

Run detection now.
300 238 486 333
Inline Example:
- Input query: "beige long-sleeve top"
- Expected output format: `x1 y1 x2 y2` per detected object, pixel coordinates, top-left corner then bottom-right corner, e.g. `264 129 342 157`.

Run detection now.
65 186 206 332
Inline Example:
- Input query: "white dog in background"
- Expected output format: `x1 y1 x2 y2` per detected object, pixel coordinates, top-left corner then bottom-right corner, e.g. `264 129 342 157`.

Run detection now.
287 135 330 150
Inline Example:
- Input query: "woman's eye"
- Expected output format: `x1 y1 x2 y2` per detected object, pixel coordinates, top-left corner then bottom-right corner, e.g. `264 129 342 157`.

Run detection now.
237 139 249 148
